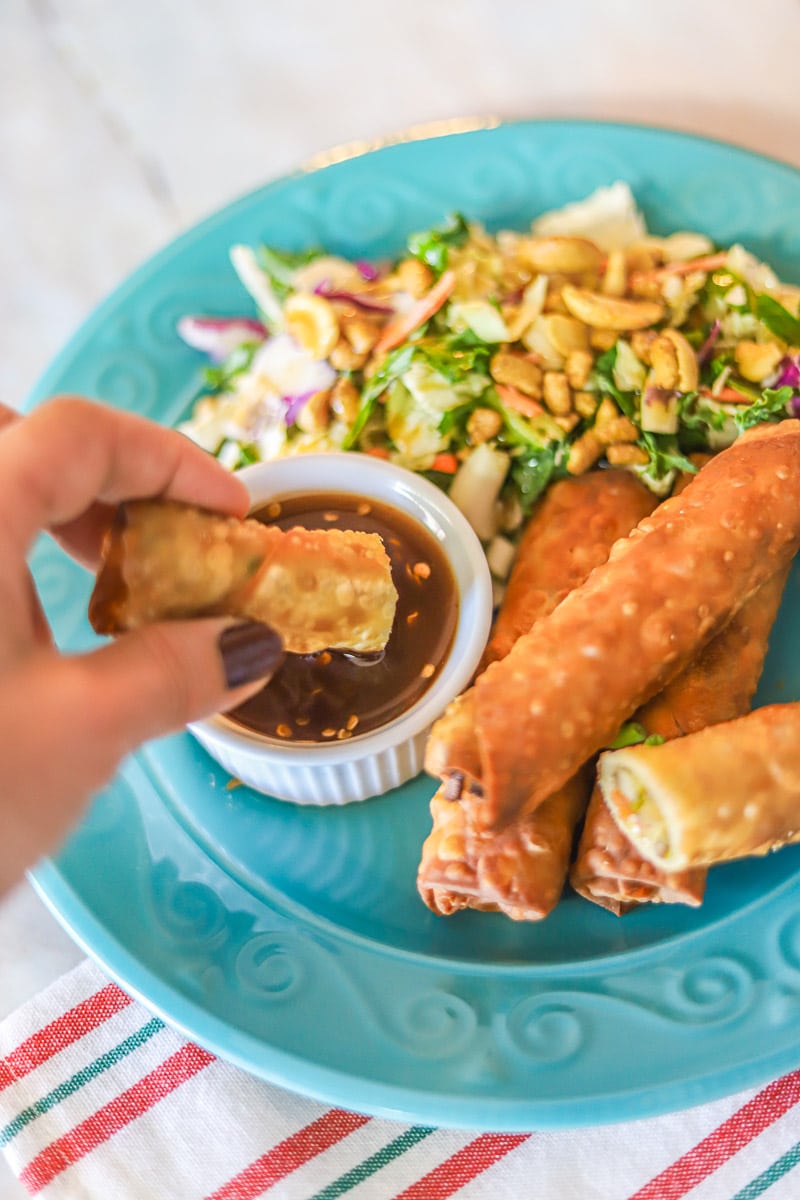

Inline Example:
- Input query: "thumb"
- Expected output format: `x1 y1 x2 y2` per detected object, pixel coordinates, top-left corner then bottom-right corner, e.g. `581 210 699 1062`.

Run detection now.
0 619 283 889
85 617 285 752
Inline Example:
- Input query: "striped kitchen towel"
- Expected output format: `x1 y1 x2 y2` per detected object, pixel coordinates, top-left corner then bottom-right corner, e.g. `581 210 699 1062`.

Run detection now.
2 961 800 1198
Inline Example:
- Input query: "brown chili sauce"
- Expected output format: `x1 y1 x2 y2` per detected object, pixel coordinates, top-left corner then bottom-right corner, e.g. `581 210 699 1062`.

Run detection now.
227 491 458 743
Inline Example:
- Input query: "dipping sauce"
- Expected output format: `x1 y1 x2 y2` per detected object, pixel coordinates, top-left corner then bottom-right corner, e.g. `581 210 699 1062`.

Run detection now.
227 491 458 742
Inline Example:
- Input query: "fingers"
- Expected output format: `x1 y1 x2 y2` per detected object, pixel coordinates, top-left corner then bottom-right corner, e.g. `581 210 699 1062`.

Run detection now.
0 620 283 888
0 396 250 558
0 402 20 434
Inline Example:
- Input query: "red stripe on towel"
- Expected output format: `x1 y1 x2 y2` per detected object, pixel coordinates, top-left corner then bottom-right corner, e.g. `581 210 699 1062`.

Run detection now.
0 984 130 1091
20 1042 214 1192
393 1133 530 1199
628 1069 800 1200
205 1110 371 1200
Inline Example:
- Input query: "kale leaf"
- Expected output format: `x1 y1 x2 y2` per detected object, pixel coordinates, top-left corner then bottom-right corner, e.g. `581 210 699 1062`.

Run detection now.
407 212 470 277
756 295 800 345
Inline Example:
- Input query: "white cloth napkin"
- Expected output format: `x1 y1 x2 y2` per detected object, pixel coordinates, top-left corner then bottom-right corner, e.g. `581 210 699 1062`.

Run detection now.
1 959 800 1198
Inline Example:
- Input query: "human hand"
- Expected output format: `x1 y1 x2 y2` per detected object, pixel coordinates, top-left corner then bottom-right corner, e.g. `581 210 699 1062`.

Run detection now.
0 397 283 892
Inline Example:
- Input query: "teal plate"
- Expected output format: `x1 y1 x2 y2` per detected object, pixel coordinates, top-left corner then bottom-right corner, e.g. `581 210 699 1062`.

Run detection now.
27 120 800 1129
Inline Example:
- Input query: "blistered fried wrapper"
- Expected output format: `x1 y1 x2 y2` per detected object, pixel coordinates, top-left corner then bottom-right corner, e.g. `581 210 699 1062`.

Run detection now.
600 701 800 871
440 421 800 833
419 470 654 919
483 470 657 665
571 501 790 912
419 769 592 920
88 499 398 654
424 471 656 787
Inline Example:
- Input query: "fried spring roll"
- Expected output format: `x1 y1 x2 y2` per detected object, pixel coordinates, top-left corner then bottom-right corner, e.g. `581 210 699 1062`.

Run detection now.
419 471 653 918
600 702 800 871
425 470 656 789
419 769 592 920
438 421 800 833
89 499 398 654
571 484 790 913
570 788 706 913
483 470 657 665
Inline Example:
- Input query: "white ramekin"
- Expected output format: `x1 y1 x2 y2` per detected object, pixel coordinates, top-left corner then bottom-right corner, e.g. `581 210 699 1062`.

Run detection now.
189 452 493 805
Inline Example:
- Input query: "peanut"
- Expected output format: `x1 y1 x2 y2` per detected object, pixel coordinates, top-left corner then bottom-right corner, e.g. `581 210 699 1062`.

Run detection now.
594 397 638 445
606 443 650 466
342 316 379 356
554 412 580 433
562 285 664 331
589 328 619 351
329 339 368 371
574 390 599 418
565 348 594 390
393 257 435 298
601 249 628 298
295 389 332 434
466 406 504 444
490 351 544 399
567 429 604 475
542 371 573 416
631 329 659 365
734 339 784 383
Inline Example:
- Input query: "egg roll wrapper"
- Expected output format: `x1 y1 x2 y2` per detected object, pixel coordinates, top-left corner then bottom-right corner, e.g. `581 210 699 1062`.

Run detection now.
483 470 656 665
421 470 652 917
462 421 800 832
571 557 790 912
570 785 705 914
601 701 800 871
419 768 591 920
89 499 398 654
425 470 655 787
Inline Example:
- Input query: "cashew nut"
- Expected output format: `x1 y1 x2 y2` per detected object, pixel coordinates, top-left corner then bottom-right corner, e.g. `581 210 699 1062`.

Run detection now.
561 286 664 331
520 236 604 274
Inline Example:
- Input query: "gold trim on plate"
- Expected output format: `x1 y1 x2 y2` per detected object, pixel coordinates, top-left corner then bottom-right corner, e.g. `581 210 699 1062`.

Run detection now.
300 116 502 173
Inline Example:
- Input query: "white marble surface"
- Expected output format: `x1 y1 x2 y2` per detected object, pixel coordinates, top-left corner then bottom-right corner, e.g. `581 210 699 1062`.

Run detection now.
2 1 800 1194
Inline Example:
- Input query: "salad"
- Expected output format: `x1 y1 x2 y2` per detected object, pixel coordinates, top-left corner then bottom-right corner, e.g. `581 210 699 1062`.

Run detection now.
178 182 800 588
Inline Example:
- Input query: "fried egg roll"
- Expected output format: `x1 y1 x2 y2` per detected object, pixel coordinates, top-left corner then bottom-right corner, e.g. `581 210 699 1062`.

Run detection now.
425 470 655 788
600 701 800 871
570 786 706 913
419 769 592 920
445 420 800 832
89 499 398 654
571 499 790 913
483 470 657 665
419 471 653 919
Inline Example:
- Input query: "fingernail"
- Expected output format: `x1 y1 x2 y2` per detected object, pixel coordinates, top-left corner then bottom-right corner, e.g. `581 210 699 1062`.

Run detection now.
219 621 284 689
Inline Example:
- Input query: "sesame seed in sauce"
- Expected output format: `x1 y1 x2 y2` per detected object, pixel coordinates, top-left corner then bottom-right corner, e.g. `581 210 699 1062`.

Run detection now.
346 714 359 731
420 663 435 679
276 723 293 738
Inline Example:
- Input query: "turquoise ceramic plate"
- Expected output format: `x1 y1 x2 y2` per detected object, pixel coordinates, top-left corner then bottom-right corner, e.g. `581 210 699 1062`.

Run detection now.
28 121 800 1130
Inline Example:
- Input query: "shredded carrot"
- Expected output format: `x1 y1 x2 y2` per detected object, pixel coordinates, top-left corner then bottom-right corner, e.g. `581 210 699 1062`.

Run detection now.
700 386 753 405
631 251 728 285
365 445 391 458
495 383 546 419
430 452 459 474
373 269 456 354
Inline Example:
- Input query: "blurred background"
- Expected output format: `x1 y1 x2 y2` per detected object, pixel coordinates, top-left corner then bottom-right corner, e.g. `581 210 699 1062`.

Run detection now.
2 0 799 1193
